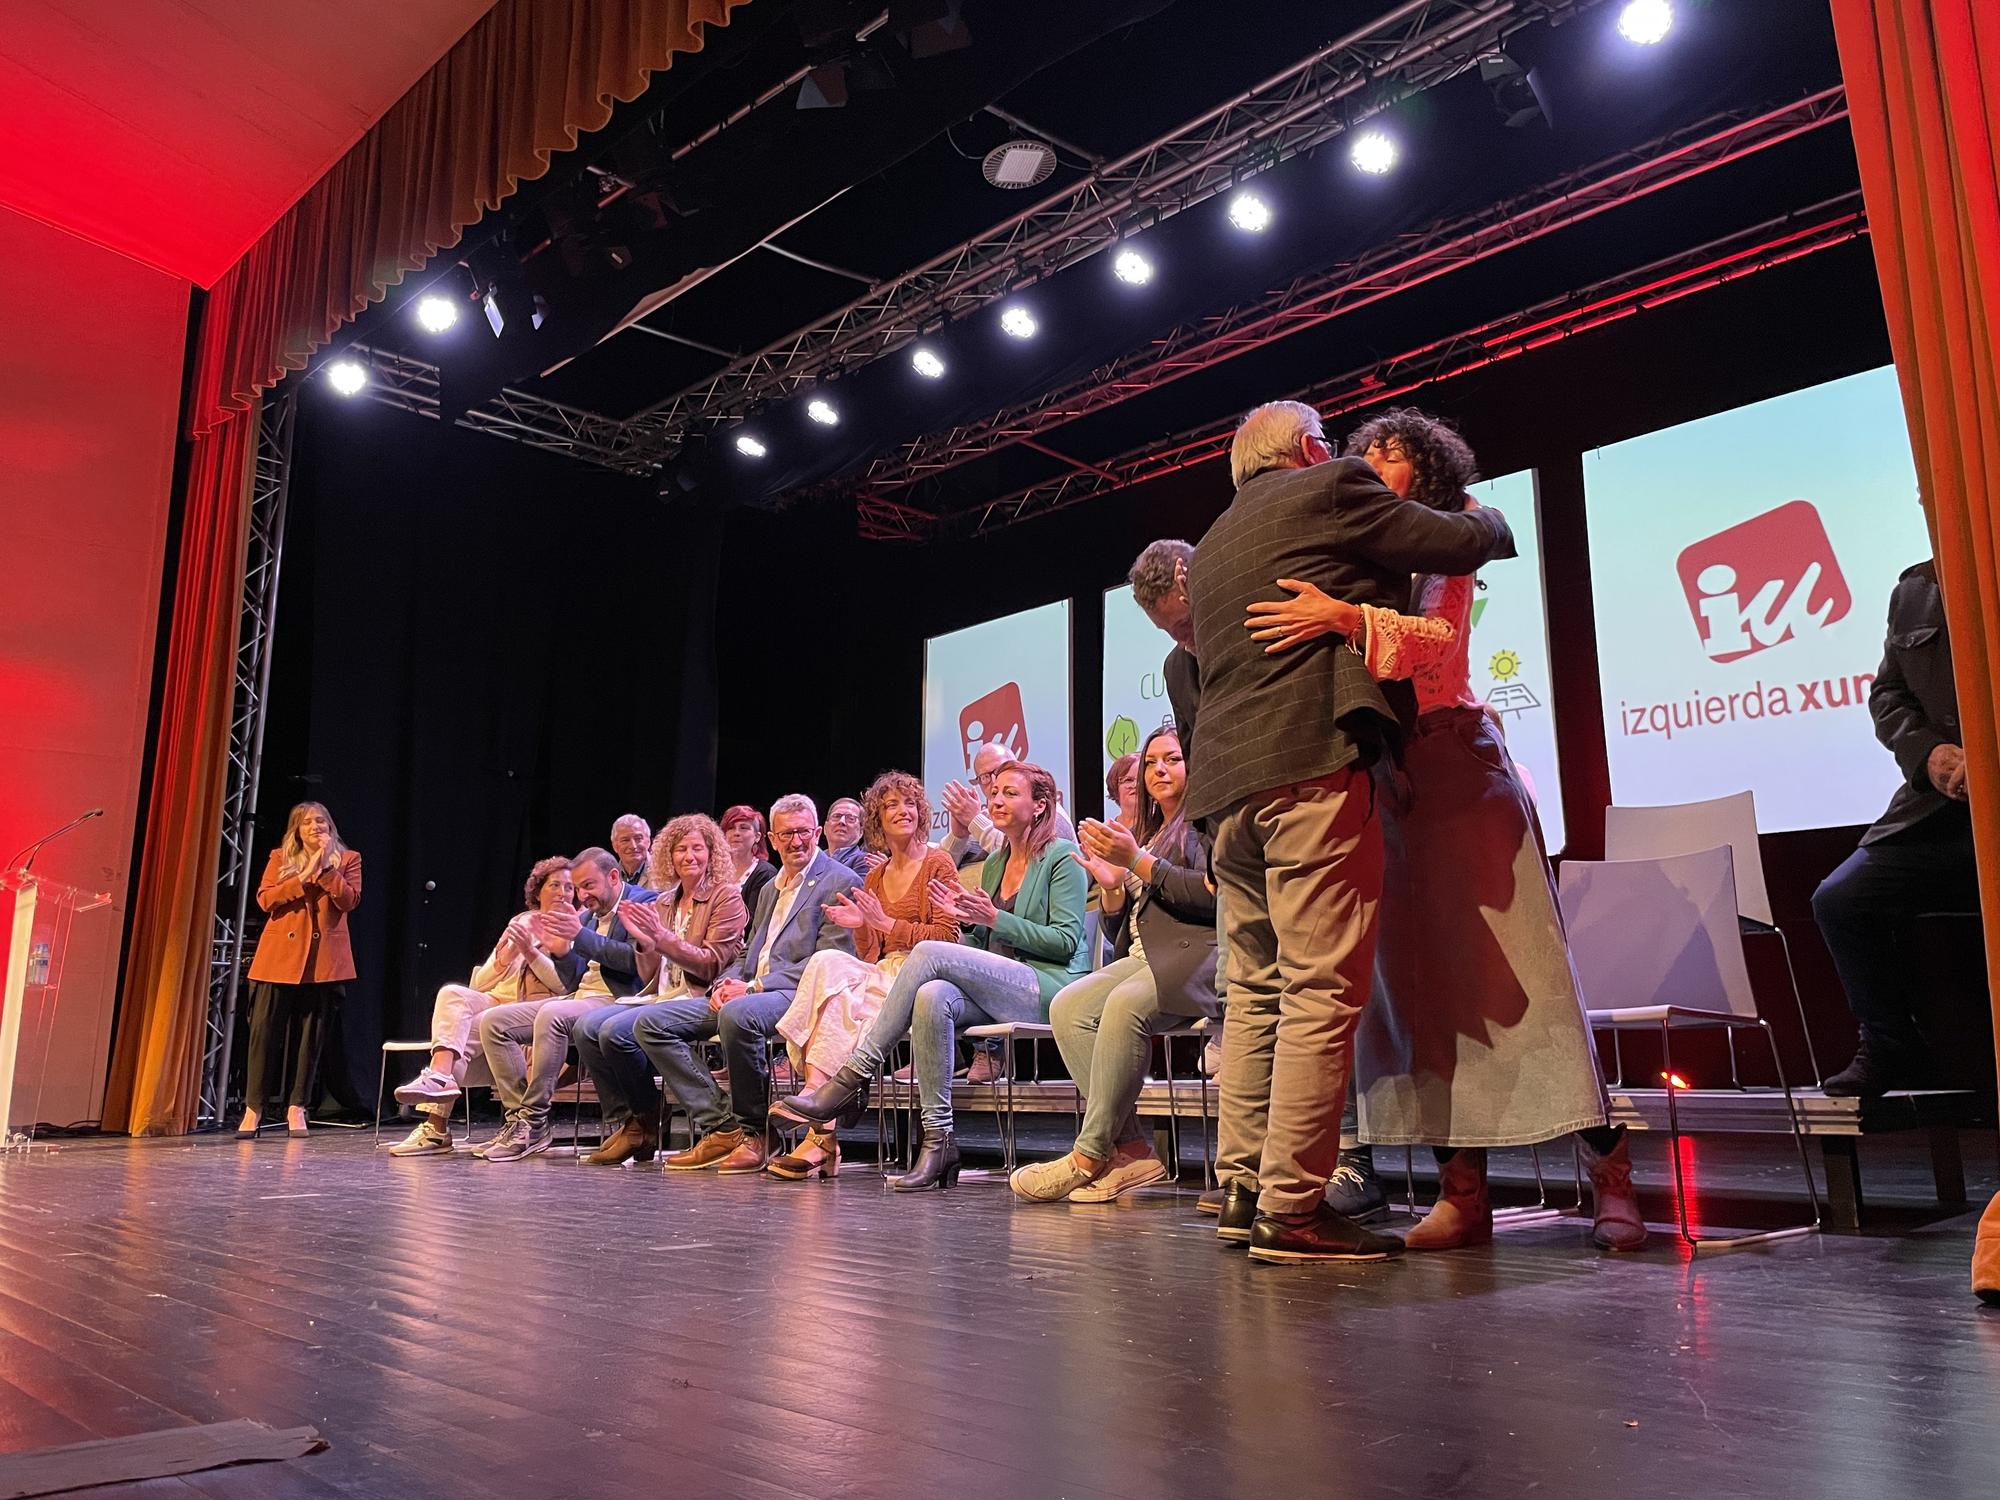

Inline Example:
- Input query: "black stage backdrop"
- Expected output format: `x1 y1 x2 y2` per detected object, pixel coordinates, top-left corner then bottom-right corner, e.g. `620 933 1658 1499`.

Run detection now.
262 235 1989 1112
261 398 718 1106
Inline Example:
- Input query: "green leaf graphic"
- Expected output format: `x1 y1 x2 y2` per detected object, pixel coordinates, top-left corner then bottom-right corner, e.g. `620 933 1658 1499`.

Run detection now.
1471 596 1489 629
1105 716 1140 758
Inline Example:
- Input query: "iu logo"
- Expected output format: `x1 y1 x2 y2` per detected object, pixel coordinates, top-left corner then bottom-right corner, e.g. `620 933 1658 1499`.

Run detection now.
1675 500 1851 663
960 683 1029 770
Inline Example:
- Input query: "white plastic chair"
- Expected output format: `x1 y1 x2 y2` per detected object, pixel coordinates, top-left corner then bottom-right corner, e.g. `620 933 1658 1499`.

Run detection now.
1603 790 1823 1085
1558 844 1820 1251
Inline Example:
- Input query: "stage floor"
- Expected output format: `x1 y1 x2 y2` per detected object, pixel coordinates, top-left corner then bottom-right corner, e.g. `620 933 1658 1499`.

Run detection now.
2 1130 1997 1499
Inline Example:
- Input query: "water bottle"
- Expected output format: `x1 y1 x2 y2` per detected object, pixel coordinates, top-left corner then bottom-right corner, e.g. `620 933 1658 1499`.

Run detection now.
27 941 49 987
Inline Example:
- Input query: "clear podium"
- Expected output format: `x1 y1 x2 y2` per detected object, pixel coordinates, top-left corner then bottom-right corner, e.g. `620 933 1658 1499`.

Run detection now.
0 871 110 1150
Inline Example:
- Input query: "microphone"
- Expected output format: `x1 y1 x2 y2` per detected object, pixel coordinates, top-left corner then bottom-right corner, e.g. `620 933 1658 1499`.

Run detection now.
10 809 103 874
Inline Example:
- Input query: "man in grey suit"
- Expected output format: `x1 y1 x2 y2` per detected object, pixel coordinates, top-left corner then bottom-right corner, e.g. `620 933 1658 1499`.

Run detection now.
632 794 862 1172
1186 400 1515 1263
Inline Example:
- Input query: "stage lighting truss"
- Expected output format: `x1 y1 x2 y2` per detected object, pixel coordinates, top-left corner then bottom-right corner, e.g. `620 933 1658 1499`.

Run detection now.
947 198 1865 539
998 304 1038 339
415 294 460 333
1617 0 1673 45
620 0 1619 459
839 89 1848 519
1112 248 1154 285
1228 191 1272 232
199 389 298 1127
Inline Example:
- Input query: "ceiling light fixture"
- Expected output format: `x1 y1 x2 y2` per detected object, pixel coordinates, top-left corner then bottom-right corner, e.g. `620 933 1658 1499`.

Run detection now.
415 294 459 333
912 346 946 379
326 359 367 396
807 398 839 426
735 433 768 457
1112 248 1153 285
999 304 1038 339
1350 129 1399 175
1227 191 1272 232
1617 0 1674 45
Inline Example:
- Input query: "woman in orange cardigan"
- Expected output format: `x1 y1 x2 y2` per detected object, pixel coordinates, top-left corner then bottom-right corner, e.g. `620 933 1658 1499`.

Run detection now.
239 802 362 1137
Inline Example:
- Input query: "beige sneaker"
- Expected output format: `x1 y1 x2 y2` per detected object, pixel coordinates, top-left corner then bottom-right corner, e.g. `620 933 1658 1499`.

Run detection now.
387 1118 454 1157
1070 1154 1171 1202
1009 1153 1103 1203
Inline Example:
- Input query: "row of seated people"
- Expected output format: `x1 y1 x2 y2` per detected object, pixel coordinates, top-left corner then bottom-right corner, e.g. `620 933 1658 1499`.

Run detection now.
390 749 1200 1198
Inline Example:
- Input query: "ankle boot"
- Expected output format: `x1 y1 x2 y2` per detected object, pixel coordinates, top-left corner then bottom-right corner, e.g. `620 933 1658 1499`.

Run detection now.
1404 1148 1491 1250
788 1063 870 1124
1582 1133 1648 1251
888 1129 961 1191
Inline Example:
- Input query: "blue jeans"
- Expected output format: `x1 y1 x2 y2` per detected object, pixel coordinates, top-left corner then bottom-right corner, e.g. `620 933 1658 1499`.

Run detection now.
716 989 794 1129
848 941 1044 1132
573 1003 665 1128
1049 955 1176 1160
631 996 729 1137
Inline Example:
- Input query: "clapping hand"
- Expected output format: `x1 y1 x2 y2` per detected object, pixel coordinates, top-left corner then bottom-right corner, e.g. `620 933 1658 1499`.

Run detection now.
1245 578 1361 655
940 778 983 834
535 904 582 950
933 877 997 928
1079 817 1141 870
846 886 894 934
824 891 872 931
620 899 667 952
502 914 540 960
857 850 888 875
1070 844 1125 892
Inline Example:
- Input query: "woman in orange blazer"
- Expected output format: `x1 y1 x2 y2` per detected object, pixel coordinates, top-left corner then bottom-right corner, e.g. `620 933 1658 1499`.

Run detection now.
239 802 363 1137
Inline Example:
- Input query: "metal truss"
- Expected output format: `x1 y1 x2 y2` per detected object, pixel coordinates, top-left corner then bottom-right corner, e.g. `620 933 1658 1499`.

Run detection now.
951 195 1867 538
623 0 1606 454
354 343 663 476
848 87 1849 513
198 388 298 1128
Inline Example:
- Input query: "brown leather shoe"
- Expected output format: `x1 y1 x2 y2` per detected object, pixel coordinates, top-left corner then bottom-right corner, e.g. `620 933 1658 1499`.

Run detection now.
713 1135 769 1175
663 1126 746 1171
965 1049 1008 1085
582 1117 658 1166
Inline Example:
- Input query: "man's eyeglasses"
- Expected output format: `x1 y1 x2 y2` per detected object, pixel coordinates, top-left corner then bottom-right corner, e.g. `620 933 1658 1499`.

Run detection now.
772 828 820 845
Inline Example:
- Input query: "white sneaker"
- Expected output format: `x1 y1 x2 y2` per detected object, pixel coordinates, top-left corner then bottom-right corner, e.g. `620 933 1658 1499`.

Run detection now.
394 1067 460 1107
387 1119 455 1157
1069 1154 1171 1202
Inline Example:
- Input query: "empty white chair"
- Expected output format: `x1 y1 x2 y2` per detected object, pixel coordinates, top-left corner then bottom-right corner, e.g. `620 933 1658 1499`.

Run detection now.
1603 789 1823 1084
1559 844 1820 1250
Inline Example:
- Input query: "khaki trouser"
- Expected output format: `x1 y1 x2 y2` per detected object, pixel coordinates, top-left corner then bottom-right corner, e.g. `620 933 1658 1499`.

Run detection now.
1212 767 1383 1217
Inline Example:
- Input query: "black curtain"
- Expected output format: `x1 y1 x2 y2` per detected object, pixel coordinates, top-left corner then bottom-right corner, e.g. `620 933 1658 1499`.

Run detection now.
260 396 718 1108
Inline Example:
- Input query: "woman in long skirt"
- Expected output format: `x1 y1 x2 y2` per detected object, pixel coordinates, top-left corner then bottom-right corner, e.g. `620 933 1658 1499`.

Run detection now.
1246 408 1644 1251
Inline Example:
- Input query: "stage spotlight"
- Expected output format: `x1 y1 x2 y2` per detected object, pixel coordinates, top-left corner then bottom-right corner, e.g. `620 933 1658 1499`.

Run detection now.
1227 191 1271 233
807 397 840 426
1350 129 1398 175
912 346 946 379
999 304 1038 339
415 294 459 333
1617 0 1673 45
735 433 768 458
326 359 367 397
1112 247 1153 285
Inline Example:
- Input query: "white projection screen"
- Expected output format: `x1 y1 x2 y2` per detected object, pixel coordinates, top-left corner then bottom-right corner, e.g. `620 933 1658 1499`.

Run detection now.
1100 583 1179 819
1102 470 1565 850
1582 366 1930 833
922 600 1073 840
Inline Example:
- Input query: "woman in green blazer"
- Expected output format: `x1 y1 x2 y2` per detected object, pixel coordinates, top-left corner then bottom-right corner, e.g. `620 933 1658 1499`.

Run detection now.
787 760 1087 1190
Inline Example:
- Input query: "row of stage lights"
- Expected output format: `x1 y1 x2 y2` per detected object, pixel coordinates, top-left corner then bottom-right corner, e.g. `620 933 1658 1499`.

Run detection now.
318 0 1679 421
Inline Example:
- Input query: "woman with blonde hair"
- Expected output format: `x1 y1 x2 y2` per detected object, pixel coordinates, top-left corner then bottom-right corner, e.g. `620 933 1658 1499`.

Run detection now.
767 770 961 1176
572 813 748 1166
239 802 362 1138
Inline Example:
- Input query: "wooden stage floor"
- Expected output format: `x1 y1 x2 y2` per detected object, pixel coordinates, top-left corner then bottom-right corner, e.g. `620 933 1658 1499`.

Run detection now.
2 1129 1997 1499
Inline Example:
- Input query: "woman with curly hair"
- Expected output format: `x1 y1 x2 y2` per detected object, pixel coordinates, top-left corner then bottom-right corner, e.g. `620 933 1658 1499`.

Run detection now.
574 813 748 1166
790 761 1088 1191
388 856 585 1157
772 771 962 1145
1244 406 1640 1252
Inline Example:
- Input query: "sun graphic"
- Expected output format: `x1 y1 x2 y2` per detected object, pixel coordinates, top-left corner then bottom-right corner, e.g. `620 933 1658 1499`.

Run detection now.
1488 648 1522 682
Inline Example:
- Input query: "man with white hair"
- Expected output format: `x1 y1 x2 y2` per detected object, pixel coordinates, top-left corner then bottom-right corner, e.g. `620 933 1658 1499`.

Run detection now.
610 814 654 889
631 793 862 1173
1187 399 1514 1263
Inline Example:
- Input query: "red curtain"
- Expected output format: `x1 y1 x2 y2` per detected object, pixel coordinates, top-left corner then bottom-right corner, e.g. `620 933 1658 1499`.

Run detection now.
109 0 746 1134
1826 0 2000 1296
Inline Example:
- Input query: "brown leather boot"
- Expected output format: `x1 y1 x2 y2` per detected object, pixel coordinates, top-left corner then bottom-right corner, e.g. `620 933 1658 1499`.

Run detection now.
1976 1193 2000 1306
1404 1148 1492 1250
582 1117 658 1166
1582 1133 1648 1251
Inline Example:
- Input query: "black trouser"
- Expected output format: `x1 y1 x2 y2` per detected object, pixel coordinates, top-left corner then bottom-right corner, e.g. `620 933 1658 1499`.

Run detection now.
245 981 343 1109
1811 804 1980 1051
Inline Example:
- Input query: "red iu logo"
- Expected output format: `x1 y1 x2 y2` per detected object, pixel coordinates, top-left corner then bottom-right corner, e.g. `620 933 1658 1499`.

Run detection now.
1675 500 1851 664
959 683 1029 770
